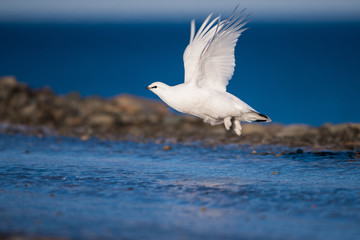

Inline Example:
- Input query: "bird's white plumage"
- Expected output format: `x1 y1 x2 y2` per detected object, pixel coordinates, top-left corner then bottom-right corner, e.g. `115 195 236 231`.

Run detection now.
146 7 270 136
183 7 248 92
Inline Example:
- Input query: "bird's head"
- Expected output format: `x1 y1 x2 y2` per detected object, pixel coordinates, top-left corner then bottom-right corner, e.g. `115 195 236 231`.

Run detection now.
146 82 170 96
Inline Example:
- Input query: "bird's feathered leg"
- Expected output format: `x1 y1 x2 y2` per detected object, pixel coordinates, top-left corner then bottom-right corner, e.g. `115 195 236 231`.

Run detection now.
224 117 232 130
204 116 222 126
233 119 242 136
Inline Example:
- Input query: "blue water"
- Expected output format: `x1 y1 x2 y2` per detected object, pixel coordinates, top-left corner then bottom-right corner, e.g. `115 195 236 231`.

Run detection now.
0 134 359 239
0 22 360 125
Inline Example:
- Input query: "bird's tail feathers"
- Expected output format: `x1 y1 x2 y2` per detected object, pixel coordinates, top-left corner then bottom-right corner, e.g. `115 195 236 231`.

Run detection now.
244 111 271 123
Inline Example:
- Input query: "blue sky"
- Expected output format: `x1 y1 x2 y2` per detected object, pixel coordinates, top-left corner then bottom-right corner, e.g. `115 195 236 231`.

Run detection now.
1 0 360 22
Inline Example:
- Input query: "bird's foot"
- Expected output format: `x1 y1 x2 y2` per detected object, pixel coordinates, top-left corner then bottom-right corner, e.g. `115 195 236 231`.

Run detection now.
224 117 232 130
234 119 242 136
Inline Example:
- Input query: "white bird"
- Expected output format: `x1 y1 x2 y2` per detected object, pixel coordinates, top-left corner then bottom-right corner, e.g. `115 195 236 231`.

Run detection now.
146 7 271 136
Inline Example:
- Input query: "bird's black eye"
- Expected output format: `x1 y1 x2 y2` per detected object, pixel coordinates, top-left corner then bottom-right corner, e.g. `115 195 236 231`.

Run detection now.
152 86 157 89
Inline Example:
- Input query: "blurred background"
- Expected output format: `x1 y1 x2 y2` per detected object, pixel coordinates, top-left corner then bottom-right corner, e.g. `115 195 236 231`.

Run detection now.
0 0 359 125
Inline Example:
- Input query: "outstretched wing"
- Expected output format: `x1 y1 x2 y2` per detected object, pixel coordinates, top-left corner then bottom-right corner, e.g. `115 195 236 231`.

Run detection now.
183 7 249 92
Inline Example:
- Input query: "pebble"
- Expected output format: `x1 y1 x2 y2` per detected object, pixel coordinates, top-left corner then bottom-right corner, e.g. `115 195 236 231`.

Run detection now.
163 145 172 151
296 149 304 154
81 135 90 141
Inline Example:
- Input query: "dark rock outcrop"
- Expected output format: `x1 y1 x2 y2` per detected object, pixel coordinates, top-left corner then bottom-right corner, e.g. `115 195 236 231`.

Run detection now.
1 76 359 150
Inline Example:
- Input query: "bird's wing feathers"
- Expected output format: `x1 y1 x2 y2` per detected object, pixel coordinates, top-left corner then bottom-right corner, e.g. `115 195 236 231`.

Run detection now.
183 7 249 92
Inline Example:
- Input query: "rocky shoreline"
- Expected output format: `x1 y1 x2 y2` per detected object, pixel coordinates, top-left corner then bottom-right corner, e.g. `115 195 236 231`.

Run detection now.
1 76 359 150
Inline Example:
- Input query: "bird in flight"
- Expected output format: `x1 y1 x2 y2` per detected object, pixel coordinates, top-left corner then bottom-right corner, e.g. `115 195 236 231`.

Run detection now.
146 6 270 136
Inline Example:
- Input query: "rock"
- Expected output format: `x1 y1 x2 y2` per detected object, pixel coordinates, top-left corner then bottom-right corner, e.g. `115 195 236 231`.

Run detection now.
34 86 55 102
322 123 349 134
81 96 108 116
242 123 267 135
87 113 116 127
0 75 17 87
0 76 18 101
112 94 168 115
20 102 37 119
9 89 31 108
64 116 83 127
119 113 135 124
81 134 90 141
64 91 82 101
295 148 304 154
146 113 160 124
0 76 359 150
52 108 66 122
163 145 172 151
350 123 360 132
275 124 312 137
162 115 182 125
208 125 227 135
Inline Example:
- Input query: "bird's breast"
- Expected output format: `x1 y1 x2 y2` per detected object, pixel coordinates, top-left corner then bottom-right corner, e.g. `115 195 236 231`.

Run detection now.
160 86 203 113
